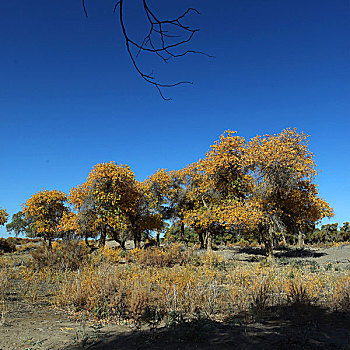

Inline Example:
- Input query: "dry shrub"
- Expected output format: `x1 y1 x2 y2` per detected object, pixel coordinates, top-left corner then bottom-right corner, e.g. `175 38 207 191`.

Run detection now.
55 264 129 320
131 244 195 267
287 280 312 305
31 241 90 271
0 268 10 297
102 246 122 264
251 279 271 312
0 238 16 254
20 247 349 327
127 281 161 326
333 276 350 311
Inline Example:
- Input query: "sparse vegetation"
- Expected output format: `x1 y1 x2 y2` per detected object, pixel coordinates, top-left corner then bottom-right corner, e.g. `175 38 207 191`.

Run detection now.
1 129 349 348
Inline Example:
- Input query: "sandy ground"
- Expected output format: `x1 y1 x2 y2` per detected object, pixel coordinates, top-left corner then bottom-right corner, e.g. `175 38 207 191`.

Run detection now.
1 244 350 350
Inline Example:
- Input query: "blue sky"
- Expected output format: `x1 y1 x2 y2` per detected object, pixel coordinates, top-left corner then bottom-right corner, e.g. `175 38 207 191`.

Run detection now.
1 0 349 236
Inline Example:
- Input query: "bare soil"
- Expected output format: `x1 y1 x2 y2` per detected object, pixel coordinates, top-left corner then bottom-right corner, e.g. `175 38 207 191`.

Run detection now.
1 245 350 350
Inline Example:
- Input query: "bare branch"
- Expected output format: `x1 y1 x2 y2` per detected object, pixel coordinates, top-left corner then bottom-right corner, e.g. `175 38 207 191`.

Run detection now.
113 1 121 13
82 0 88 18
113 0 203 99
79 1 211 99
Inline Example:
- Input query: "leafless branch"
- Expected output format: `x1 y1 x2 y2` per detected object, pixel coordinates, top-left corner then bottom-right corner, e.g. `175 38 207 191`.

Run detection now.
82 0 88 18
81 0 210 99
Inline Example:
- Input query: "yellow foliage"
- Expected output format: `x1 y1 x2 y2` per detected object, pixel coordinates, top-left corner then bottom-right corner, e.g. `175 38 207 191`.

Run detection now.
0 208 9 226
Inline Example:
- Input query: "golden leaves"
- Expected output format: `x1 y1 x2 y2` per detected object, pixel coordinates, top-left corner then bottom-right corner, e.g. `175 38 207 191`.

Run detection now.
0 208 9 226
22 190 68 239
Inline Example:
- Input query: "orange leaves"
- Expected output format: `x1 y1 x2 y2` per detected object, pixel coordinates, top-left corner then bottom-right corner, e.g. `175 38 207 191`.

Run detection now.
17 128 333 247
180 128 333 239
22 190 68 240
69 162 141 234
0 208 9 226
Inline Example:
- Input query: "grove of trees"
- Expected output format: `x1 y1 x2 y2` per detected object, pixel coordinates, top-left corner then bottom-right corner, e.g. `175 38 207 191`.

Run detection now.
5 129 336 257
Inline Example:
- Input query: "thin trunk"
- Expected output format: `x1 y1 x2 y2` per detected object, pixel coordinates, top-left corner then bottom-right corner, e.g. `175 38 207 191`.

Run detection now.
85 235 92 248
198 231 204 249
99 227 106 248
265 226 274 259
134 230 141 248
281 232 287 246
156 230 160 246
297 231 304 249
180 221 188 246
206 231 213 252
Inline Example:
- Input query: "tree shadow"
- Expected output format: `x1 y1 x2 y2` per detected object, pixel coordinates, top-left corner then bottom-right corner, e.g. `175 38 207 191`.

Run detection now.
275 248 326 258
237 246 327 261
66 304 350 350
238 246 267 256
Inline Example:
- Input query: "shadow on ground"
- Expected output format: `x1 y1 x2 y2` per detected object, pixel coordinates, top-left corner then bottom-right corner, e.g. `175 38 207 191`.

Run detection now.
67 304 350 350
238 246 326 261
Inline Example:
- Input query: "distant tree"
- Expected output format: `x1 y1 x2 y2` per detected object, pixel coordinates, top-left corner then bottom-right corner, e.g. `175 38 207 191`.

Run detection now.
6 211 33 237
340 222 350 241
0 208 9 227
23 190 68 246
145 168 194 245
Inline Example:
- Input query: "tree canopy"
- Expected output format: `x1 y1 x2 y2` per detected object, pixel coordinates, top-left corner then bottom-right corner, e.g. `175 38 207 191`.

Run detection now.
14 129 334 255
22 190 68 246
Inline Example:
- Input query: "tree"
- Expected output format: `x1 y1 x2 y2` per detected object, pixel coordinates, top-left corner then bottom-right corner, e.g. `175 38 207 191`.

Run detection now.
145 168 194 246
22 190 68 246
67 162 158 248
0 208 9 227
181 128 333 255
6 211 34 237
340 222 350 241
82 1 208 100
243 128 334 256
183 131 260 251
68 162 137 247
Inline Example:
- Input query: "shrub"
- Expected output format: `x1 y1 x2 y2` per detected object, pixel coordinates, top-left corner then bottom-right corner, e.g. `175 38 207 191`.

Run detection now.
31 241 90 271
0 238 16 254
102 246 122 264
131 244 195 267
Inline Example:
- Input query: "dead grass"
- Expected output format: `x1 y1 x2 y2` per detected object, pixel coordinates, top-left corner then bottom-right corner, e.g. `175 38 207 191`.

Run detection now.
1 243 350 330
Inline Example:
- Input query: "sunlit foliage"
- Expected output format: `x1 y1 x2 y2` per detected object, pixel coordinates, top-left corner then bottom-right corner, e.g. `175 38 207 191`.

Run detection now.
15 128 334 254
0 208 9 226
22 190 68 246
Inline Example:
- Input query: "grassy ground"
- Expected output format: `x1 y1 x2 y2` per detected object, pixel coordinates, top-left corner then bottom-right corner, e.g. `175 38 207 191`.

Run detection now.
0 242 350 349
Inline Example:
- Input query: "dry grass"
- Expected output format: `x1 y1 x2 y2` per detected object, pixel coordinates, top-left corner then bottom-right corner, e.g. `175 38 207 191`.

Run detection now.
1 243 350 329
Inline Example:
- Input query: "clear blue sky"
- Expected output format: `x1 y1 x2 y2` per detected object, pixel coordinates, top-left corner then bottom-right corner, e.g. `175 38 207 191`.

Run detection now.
1 0 349 237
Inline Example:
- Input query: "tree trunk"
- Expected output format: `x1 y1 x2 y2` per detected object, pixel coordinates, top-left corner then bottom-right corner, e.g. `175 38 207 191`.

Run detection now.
297 231 304 249
265 226 274 259
85 235 92 248
198 231 205 249
281 232 287 246
99 228 106 248
180 222 188 246
156 230 160 246
134 231 141 248
206 231 213 252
